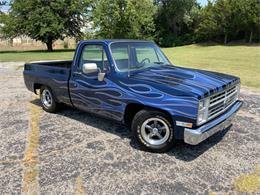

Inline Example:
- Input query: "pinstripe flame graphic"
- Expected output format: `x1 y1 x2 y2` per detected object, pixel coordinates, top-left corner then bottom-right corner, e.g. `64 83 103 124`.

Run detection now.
52 65 239 122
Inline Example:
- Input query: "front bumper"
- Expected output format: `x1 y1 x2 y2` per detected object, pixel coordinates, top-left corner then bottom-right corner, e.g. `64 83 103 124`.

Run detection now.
184 100 243 145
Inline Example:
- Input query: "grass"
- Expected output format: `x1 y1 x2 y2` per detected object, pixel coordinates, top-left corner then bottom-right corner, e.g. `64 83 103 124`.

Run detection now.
0 44 259 89
163 44 260 89
0 49 75 62
233 165 260 193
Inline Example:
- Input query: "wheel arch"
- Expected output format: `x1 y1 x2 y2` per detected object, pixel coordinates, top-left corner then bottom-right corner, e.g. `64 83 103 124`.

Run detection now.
34 83 59 103
123 103 173 127
33 83 43 94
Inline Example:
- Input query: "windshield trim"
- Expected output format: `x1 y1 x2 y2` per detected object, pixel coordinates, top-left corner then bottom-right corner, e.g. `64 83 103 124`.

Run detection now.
108 41 172 73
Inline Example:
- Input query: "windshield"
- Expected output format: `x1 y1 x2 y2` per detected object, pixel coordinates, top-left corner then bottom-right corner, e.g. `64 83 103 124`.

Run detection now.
110 42 171 72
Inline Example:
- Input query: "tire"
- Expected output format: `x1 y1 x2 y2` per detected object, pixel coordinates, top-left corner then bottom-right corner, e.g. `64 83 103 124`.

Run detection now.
40 86 58 113
131 109 175 153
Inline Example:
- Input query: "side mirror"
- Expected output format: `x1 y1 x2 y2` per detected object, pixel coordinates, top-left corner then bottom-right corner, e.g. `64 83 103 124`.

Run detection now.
82 63 98 74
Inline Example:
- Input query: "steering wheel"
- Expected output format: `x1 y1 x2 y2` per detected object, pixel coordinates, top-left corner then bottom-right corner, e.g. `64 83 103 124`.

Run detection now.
140 58 151 65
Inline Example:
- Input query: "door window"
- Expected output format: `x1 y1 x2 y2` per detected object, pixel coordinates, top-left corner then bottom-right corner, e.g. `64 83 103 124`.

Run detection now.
79 44 109 71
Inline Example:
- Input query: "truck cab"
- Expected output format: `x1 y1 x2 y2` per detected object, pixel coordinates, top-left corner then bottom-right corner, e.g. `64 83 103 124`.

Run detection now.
23 40 242 152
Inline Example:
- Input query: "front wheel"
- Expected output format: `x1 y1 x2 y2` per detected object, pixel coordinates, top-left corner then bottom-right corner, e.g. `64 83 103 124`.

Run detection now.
40 86 58 113
131 109 175 153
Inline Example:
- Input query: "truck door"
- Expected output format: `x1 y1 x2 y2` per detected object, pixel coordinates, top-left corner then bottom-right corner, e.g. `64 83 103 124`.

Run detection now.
69 44 112 117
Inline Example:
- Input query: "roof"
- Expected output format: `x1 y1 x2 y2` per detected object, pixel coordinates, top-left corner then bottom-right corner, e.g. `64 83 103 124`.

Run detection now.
80 39 153 45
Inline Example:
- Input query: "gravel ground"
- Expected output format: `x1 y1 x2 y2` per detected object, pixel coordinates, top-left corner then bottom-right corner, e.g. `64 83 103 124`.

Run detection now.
0 62 259 194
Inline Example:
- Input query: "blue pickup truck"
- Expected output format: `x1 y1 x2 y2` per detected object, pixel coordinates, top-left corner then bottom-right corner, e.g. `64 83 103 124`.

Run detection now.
24 40 242 152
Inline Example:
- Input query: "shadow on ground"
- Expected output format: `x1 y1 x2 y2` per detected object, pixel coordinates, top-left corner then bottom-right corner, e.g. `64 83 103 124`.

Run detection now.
31 99 231 162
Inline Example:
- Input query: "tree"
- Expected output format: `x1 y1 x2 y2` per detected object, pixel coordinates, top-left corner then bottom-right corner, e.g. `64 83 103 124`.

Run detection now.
154 0 198 46
196 0 236 44
0 0 7 8
238 0 260 43
195 1 219 42
196 0 260 44
0 0 91 51
92 0 156 40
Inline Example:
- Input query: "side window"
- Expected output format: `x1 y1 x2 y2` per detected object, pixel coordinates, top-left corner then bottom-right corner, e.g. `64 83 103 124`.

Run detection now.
136 47 160 64
79 44 108 71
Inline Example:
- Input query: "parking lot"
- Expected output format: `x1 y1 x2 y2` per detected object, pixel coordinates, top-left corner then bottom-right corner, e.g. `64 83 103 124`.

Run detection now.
0 62 259 194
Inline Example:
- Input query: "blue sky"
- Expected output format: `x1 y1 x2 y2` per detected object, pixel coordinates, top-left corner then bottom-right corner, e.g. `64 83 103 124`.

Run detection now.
197 0 208 6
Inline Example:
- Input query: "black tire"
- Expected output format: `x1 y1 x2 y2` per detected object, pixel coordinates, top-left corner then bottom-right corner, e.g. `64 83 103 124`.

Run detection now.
131 109 175 153
40 86 58 113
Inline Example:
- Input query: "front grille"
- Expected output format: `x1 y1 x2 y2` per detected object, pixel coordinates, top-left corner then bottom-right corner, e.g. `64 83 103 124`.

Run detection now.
208 85 239 120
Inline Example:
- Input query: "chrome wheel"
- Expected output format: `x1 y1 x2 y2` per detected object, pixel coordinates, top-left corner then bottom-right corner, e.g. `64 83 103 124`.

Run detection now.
140 117 170 146
41 89 52 108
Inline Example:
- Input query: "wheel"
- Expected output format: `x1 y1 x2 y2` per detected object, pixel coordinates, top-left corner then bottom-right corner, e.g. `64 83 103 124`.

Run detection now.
131 109 175 153
40 86 58 113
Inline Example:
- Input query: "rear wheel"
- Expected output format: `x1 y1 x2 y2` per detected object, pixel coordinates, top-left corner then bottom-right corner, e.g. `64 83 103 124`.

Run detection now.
40 86 58 113
131 109 175 153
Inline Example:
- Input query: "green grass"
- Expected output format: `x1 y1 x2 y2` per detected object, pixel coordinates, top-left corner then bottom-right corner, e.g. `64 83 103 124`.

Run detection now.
0 44 259 89
0 50 75 62
162 44 260 89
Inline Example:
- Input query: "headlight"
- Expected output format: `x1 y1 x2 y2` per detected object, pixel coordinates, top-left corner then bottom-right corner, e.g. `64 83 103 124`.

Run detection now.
197 97 210 126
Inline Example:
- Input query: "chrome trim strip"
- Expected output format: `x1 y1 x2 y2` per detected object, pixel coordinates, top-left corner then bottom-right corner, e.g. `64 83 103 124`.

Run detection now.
184 100 242 145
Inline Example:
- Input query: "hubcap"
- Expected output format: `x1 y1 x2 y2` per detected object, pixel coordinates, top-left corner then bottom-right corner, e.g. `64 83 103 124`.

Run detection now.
41 89 52 108
140 117 170 146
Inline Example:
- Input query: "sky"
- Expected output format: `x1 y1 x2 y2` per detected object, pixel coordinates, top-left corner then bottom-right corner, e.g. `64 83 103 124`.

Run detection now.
197 0 208 6
1 5 9 12
0 0 10 12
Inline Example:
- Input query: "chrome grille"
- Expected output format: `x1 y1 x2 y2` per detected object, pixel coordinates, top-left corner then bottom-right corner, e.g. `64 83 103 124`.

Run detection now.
208 85 239 120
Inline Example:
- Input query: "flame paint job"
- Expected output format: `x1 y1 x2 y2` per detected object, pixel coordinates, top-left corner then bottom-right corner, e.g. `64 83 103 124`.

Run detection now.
23 40 240 139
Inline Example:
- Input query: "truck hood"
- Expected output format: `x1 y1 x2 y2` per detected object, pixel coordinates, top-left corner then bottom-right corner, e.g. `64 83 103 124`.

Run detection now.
129 65 240 99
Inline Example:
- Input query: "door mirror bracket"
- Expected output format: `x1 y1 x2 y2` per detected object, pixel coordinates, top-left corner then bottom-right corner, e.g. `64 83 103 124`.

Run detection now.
98 72 105 81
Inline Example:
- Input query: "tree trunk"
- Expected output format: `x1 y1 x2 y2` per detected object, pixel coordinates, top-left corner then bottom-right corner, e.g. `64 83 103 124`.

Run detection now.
249 31 253 43
46 38 53 52
224 34 228 44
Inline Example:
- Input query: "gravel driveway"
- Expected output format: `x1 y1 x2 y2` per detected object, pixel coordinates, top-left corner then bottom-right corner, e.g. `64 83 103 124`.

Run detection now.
0 62 259 194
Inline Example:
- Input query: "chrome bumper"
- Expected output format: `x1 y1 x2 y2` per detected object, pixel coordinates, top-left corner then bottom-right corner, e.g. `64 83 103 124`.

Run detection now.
184 101 243 145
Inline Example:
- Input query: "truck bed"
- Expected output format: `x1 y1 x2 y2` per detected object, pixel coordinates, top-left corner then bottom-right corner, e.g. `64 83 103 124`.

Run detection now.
27 60 72 68
23 60 73 106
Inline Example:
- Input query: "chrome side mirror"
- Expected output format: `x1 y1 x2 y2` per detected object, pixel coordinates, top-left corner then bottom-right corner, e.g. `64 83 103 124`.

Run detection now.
82 63 98 74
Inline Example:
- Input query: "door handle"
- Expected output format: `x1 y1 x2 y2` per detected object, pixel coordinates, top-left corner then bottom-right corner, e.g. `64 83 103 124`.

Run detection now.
74 72 82 75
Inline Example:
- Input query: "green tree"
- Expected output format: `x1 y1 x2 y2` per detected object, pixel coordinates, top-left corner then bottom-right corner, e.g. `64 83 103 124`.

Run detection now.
196 0 260 44
196 0 236 44
195 1 219 42
154 0 199 46
0 0 7 8
93 0 156 39
0 0 91 51
238 0 260 43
